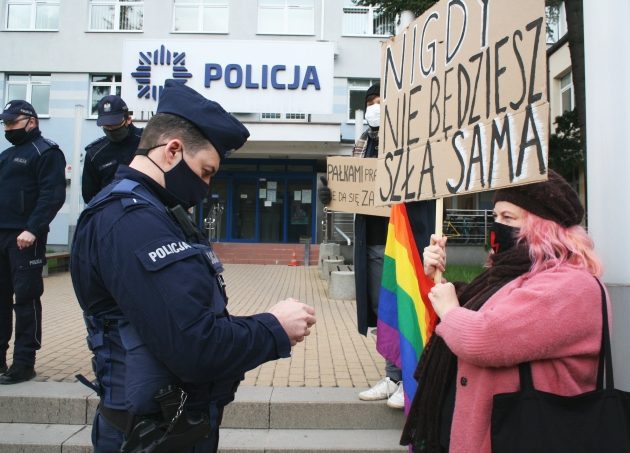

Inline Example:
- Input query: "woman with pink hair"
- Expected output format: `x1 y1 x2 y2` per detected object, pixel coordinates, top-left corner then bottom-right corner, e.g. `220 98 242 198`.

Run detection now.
401 170 606 453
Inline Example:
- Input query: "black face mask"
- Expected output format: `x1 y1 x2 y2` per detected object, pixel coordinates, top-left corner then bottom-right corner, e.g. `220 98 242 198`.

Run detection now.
5 125 37 146
104 124 130 143
140 144 209 209
489 221 520 254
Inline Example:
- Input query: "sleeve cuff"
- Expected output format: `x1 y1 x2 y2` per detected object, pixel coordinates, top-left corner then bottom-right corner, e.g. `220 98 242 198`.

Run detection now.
253 312 292 358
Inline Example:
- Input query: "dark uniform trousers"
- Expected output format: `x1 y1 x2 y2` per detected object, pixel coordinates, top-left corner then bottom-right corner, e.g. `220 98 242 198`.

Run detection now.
0 229 47 366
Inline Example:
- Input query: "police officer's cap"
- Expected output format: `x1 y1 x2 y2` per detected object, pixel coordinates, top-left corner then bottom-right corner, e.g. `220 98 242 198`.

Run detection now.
0 100 38 121
157 80 250 160
97 95 130 126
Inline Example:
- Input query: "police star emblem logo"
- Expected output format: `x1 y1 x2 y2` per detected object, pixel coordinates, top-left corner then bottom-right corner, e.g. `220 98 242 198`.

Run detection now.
131 44 192 101
103 102 112 113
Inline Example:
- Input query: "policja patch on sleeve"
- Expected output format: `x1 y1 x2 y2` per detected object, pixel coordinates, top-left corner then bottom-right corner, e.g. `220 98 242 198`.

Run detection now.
135 237 198 272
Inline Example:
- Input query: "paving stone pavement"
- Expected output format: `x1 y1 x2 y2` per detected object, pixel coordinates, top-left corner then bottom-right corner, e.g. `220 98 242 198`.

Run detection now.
6 264 387 389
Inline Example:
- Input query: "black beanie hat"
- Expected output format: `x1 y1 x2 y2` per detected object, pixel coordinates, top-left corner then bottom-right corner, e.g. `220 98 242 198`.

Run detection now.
365 83 380 109
493 170 584 227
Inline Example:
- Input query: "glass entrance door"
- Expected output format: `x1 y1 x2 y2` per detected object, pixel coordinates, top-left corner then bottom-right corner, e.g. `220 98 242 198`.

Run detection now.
287 180 313 243
259 178 285 242
232 179 257 241
205 179 228 242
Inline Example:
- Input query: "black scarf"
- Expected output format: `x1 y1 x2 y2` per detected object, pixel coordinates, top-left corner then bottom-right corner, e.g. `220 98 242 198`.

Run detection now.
400 244 533 452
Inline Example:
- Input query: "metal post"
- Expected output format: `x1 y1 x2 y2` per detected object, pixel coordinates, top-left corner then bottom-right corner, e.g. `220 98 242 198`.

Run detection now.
68 104 84 249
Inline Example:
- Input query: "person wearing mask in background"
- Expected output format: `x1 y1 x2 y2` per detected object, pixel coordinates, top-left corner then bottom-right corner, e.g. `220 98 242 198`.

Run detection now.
401 171 607 453
71 81 316 452
82 95 142 203
320 83 406 408
0 100 66 384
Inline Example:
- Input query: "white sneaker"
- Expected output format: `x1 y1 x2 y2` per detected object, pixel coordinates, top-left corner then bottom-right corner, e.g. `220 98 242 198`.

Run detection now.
359 377 399 401
387 381 405 409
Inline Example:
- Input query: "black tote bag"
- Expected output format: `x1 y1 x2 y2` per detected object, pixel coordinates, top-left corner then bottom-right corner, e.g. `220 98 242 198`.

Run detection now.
491 279 630 453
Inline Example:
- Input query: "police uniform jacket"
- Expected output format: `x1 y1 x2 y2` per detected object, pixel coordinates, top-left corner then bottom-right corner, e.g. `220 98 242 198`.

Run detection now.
0 130 66 237
70 165 291 415
82 124 142 203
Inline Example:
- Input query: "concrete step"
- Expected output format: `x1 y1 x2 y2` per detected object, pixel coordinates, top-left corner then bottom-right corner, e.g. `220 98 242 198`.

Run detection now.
0 423 407 452
0 383 405 430
0 384 407 451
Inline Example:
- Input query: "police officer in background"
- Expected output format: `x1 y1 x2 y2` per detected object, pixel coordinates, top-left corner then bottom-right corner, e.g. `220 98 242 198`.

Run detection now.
0 101 66 384
82 95 142 203
70 80 316 452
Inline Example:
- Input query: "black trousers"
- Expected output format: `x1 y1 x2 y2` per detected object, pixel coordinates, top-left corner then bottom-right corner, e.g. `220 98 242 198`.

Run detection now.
0 229 46 367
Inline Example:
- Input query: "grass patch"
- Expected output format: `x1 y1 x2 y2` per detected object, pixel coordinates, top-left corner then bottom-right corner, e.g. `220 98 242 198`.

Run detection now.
443 264 485 283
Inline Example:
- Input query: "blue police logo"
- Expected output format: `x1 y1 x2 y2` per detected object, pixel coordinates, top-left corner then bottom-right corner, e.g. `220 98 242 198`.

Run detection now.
131 45 192 100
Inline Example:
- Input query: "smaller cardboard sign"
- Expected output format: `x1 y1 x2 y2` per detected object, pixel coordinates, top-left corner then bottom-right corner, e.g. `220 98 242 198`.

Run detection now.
325 156 391 217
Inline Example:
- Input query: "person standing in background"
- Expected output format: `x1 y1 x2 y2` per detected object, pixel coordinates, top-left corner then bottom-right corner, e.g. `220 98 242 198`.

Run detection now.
0 100 66 384
82 95 142 203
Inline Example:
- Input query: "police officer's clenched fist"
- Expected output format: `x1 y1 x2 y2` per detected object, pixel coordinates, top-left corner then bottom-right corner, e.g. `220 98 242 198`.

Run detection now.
318 176 331 205
268 298 316 346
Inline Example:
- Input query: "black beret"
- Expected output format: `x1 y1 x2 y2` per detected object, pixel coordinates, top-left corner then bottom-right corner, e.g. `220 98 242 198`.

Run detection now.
365 83 380 109
493 170 584 227
365 83 380 101
157 80 250 160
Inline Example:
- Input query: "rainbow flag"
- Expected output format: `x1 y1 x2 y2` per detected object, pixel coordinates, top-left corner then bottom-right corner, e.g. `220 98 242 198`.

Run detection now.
377 203 437 413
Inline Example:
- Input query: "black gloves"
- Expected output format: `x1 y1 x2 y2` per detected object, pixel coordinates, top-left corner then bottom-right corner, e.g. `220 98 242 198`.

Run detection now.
318 176 332 205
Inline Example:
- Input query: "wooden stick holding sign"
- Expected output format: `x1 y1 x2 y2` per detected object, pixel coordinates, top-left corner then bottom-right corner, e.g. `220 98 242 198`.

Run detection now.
434 198 443 284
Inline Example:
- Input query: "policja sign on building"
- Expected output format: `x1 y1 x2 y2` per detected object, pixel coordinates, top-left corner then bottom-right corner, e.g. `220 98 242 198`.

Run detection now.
121 40 334 117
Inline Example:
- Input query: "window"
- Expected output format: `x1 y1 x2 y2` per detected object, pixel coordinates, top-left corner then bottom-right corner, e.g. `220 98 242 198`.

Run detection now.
347 78 379 121
89 74 122 116
342 1 394 37
5 0 59 30
257 0 314 35
5 74 51 117
546 3 567 45
261 112 306 121
89 0 143 31
560 72 573 113
173 0 229 33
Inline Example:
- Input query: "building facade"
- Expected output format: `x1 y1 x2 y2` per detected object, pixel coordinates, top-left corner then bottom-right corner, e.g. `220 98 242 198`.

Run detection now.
0 0 394 245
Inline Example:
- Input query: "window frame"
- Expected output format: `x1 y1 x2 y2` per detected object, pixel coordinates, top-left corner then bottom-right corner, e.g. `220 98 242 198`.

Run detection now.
5 0 60 31
347 78 379 123
559 71 573 113
88 74 123 119
5 74 52 118
88 0 144 32
257 0 314 36
260 112 307 122
172 0 229 34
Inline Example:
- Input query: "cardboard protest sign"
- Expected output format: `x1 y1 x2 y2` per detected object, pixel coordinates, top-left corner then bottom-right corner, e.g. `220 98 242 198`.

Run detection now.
325 156 391 217
376 0 549 205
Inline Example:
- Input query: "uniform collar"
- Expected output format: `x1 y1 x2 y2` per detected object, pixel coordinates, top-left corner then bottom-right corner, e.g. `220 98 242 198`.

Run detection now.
113 165 182 208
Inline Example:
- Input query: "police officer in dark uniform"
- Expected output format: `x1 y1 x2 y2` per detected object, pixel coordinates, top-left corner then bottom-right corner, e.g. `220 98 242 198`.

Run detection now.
0 100 66 384
82 95 143 203
70 80 316 452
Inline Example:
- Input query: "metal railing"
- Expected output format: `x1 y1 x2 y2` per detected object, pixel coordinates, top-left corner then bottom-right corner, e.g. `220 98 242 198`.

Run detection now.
444 209 493 245
342 6 395 36
322 209 354 245
322 208 492 246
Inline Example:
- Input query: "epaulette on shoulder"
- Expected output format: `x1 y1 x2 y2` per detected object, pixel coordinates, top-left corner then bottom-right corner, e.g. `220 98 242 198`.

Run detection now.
31 136 59 155
85 136 109 154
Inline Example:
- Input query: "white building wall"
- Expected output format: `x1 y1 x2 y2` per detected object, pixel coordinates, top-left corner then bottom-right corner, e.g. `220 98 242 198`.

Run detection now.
0 0 390 245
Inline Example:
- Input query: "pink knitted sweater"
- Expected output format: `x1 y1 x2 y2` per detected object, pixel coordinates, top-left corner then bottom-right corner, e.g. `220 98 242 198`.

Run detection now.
436 265 607 453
